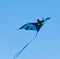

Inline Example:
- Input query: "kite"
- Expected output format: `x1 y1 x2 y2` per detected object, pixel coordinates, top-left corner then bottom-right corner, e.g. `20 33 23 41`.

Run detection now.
13 17 51 59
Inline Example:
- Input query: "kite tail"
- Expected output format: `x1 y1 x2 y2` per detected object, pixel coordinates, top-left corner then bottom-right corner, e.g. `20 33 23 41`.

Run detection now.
13 42 30 59
13 32 38 59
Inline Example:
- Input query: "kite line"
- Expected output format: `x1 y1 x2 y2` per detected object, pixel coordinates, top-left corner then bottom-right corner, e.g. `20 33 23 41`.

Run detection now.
13 32 38 59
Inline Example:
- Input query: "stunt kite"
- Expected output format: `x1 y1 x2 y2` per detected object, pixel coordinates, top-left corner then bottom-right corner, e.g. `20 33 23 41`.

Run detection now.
13 17 51 59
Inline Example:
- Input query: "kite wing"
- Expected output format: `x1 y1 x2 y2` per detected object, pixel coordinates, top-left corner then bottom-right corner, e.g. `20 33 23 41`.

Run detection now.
19 22 43 32
19 23 38 31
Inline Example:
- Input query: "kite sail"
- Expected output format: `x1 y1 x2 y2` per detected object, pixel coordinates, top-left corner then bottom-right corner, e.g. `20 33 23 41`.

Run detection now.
13 17 51 59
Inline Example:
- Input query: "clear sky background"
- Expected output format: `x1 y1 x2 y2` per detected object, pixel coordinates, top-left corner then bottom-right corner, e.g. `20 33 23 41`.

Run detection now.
0 0 60 59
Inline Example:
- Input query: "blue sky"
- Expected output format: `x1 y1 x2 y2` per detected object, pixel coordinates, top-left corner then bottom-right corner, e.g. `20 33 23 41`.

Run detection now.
0 0 60 59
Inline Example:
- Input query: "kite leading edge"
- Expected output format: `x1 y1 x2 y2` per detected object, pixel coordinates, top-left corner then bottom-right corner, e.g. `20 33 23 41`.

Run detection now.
13 17 51 59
